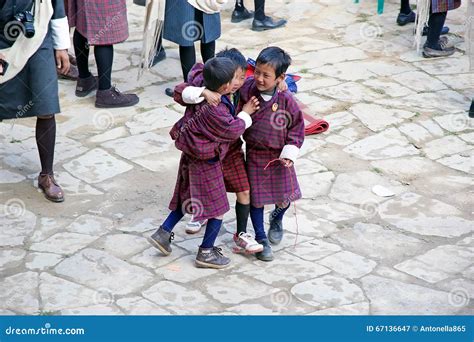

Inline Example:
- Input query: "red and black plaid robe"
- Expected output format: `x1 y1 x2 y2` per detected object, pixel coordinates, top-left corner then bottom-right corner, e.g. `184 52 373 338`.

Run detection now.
174 63 250 194
238 78 305 207
168 91 247 221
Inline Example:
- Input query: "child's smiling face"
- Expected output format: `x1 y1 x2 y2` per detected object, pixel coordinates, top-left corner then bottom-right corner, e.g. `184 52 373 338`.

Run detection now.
230 67 246 94
254 63 285 93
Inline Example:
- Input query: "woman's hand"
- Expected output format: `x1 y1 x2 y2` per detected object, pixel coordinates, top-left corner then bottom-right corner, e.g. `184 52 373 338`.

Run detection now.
281 158 293 168
243 96 260 115
202 89 221 107
55 49 70 75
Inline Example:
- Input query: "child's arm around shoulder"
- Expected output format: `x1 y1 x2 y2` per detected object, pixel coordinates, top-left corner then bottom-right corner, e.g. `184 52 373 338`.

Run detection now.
279 93 305 165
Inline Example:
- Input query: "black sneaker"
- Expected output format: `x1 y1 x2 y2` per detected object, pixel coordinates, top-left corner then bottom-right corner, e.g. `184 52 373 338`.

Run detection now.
469 100 474 118
268 210 284 245
396 11 416 26
256 239 274 262
152 48 166 67
95 86 139 108
148 226 174 256
231 8 254 23
195 247 230 269
75 75 98 97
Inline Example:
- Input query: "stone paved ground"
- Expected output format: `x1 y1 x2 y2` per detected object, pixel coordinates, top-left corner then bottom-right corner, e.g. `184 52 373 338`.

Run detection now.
1 0 473 315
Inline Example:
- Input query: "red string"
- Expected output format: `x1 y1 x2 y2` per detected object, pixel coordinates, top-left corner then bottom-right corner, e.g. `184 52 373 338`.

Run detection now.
264 158 299 247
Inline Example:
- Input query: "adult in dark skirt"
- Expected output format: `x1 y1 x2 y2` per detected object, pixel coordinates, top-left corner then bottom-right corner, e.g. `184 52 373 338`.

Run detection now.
0 0 70 202
163 0 221 84
66 0 139 108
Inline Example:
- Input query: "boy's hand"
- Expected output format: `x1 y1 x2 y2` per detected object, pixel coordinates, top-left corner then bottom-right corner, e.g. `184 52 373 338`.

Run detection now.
55 49 70 75
202 89 221 107
281 158 293 168
243 96 260 115
277 80 288 92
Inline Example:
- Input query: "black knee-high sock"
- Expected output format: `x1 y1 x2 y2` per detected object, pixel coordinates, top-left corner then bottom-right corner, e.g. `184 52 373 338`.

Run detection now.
36 117 56 175
200 41 215 63
179 45 196 82
235 0 244 11
73 30 91 79
254 0 265 20
400 0 411 14
426 12 447 50
235 202 250 235
94 45 114 90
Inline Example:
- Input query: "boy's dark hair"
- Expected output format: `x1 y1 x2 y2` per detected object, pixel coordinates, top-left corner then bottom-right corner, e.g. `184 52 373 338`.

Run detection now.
256 46 292 78
216 47 247 70
203 57 237 92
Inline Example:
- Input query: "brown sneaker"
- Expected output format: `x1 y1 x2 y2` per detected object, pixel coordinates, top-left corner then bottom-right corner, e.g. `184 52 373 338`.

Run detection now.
75 75 98 97
95 86 140 108
38 173 64 203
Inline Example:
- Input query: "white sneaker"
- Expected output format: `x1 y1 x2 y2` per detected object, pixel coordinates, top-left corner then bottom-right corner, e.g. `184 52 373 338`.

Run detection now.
185 218 207 234
233 232 264 254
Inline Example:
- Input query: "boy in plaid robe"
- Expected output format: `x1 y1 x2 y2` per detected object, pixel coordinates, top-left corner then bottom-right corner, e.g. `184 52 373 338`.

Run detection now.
238 47 305 261
149 57 259 269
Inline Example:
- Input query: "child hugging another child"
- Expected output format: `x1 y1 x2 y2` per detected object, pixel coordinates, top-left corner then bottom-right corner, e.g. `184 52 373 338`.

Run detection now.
148 57 260 269
239 47 305 261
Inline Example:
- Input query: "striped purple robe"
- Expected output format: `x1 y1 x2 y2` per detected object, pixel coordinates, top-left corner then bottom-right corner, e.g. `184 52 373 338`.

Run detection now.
238 78 305 207
432 0 461 13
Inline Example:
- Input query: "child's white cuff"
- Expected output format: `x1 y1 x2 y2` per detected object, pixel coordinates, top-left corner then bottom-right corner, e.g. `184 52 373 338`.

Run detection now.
237 111 252 129
51 17 71 50
279 144 300 162
182 86 206 104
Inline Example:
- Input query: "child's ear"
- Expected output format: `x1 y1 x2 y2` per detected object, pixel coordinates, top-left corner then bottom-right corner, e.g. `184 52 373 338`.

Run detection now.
277 73 286 84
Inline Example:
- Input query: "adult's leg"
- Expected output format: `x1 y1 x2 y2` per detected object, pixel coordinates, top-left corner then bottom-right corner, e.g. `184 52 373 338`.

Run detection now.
94 45 114 90
200 40 215 63
36 115 64 202
426 12 448 50
400 0 411 14
254 0 265 21
179 45 196 82
73 30 91 79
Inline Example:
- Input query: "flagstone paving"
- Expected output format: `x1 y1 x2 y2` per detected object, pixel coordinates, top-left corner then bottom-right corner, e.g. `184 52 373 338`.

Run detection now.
0 0 473 315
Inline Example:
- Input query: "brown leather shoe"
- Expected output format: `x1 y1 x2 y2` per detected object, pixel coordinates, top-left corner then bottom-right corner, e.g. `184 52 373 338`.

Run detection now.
76 75 98 97
95 86 139 108
38 174 65 203
58 64 79 81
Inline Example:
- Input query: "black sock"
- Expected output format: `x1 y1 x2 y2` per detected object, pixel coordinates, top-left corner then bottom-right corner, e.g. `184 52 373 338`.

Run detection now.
254 0 265 20
36 116 56 175
179 45 196 82
73 30 91 79
235 0 245 11
235 202 250 235
200 41 215 63
400 0 411 14
426 12 447 50
94 45 114 90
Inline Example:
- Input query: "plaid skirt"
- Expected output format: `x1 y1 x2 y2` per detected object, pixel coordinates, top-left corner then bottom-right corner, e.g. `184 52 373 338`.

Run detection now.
432 0 461 13
67 0 129 45
222 145 250 194
169 153 229 221
246 149 302 207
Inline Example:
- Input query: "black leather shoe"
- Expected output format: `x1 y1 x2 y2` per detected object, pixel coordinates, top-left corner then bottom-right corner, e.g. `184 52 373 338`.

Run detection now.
133 0 146 6
231 8 254 23
469 100 474 118
252 16 287 32
396 11 416 26
152 48 166 67
165 88 174 98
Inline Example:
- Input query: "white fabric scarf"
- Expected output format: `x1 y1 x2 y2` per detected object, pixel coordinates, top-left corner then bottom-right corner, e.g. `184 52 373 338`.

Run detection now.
0 0 53 84
139 0 165 79
187 0 227 14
